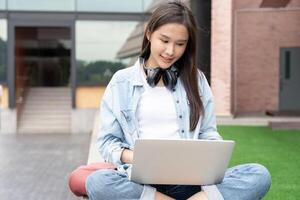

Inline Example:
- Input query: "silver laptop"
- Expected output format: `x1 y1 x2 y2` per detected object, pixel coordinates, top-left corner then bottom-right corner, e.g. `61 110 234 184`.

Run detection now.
129 139 235 185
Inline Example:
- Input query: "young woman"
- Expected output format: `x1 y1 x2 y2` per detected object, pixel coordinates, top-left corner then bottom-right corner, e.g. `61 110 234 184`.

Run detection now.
86 1 271 200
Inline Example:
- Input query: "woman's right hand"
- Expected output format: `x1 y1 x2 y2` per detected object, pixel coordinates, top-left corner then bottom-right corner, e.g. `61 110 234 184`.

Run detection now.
121 149 134 164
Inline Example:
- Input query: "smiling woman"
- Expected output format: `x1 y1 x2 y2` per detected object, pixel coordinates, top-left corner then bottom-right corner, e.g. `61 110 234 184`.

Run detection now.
82 2 271 200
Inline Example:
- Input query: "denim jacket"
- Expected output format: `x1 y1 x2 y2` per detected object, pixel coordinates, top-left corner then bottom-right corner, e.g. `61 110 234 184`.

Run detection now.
97 58 222 166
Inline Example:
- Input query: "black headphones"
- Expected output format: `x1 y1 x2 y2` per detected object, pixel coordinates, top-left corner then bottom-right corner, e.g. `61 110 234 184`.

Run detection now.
142 60 179 90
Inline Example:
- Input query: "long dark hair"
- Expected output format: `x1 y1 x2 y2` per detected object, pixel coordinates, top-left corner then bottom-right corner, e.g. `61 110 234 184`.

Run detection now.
140 1 204 131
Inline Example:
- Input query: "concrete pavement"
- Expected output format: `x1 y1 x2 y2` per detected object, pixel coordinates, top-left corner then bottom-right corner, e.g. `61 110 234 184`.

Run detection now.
0 133 90 200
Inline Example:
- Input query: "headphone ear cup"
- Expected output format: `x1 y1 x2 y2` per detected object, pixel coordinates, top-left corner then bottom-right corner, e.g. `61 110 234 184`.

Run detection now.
163 69 177 90
146 68 163 87
162 70 170 88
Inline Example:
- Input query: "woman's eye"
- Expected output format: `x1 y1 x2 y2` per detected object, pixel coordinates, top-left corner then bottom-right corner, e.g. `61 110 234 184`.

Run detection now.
160 39 168 43
177 43 185 46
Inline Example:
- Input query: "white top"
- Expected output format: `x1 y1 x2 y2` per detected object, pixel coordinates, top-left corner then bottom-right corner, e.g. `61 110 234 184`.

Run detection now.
136 69 180 139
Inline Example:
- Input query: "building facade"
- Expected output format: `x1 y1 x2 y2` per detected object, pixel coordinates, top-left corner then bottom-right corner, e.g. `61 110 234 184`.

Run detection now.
211 0 300 116
0 0 299 134
0 0 152 134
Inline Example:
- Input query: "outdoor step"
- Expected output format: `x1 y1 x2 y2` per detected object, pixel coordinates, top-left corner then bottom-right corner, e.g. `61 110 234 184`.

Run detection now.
21 111 70 115
18 125 71 130
20 116 70 121
20 111 71 116
25 98 71 102
19 120 70 125
27 94 71 98
24 98 71 102
28 87 70 92
20 113 70 119
26 93 71 97
27 90 70 94
27 90 71 97
20 118 70 125
18 87 72 134
18 122 70 128
19 125 70 130
18 121 70 125
20 118 70 122
21 112 70 116
22 104 71 109
23 107 71 111
23 103 71 108
26 94 70 97
24 99 71 102
18 121 70 126
25 99 71 105
269 121 300 130
22 111 70 115
18 127 70 134
19 121 70 125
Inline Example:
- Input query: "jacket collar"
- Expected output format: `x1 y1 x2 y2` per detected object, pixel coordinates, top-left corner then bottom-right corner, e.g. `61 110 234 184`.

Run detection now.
131 57 145 87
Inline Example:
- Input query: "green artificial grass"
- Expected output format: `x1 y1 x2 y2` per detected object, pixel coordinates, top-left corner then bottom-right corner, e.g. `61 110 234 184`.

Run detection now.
218 125 300 200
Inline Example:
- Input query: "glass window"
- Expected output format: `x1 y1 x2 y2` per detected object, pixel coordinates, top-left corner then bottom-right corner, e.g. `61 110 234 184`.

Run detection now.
76 21 142 85
8 0 74 11
0 19 7 82
0 0 6 10
5 0 155 12
76 0 153 12
15 27 71 87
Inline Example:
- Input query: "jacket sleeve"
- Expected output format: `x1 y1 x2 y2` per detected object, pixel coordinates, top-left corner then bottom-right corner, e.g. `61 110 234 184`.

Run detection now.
96 83 130 166
198 72 223 140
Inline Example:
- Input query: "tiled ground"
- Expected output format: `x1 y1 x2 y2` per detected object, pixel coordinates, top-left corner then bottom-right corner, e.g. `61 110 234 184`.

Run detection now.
0 133 90 200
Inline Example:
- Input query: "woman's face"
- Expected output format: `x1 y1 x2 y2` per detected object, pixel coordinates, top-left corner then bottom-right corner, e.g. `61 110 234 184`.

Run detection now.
146 23 188 69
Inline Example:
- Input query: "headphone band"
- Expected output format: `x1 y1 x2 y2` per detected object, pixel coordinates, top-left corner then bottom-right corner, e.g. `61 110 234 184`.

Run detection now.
141 58 179 90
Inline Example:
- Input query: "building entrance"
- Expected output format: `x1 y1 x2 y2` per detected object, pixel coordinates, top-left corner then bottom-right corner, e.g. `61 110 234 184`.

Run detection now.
13 26 72 133
279 47 300 111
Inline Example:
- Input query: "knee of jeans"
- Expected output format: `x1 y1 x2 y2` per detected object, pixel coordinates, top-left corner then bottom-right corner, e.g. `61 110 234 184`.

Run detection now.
252 164 272 194
86 169 115 198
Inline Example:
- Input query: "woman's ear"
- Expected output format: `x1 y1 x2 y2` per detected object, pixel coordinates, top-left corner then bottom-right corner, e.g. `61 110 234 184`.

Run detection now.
146 31 151 41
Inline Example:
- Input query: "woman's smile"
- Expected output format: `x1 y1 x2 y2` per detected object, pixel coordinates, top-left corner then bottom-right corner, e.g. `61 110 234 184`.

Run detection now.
160 55 174 64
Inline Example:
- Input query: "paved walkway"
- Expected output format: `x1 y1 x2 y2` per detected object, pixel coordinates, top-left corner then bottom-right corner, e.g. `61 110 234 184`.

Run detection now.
0 133 90 200
1 115 299 200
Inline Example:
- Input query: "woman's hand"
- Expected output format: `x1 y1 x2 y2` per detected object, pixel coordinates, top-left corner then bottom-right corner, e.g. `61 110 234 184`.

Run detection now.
121 149 134 164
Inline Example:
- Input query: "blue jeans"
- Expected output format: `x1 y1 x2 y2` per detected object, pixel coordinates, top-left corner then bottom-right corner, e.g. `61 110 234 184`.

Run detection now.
86 163 271 200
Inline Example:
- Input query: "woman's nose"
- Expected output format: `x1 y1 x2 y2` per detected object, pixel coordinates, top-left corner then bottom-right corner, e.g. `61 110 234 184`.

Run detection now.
165 44 175 56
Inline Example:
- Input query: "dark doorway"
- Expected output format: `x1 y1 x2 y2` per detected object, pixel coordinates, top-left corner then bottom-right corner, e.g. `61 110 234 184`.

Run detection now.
15 27 71 87
191 0 211 84
279 47 300 111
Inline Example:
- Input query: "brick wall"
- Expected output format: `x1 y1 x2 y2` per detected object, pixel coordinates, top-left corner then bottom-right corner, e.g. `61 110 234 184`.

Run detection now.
234 9 300 113
211 0 300 115
211 0 234 116
234 0 300 9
